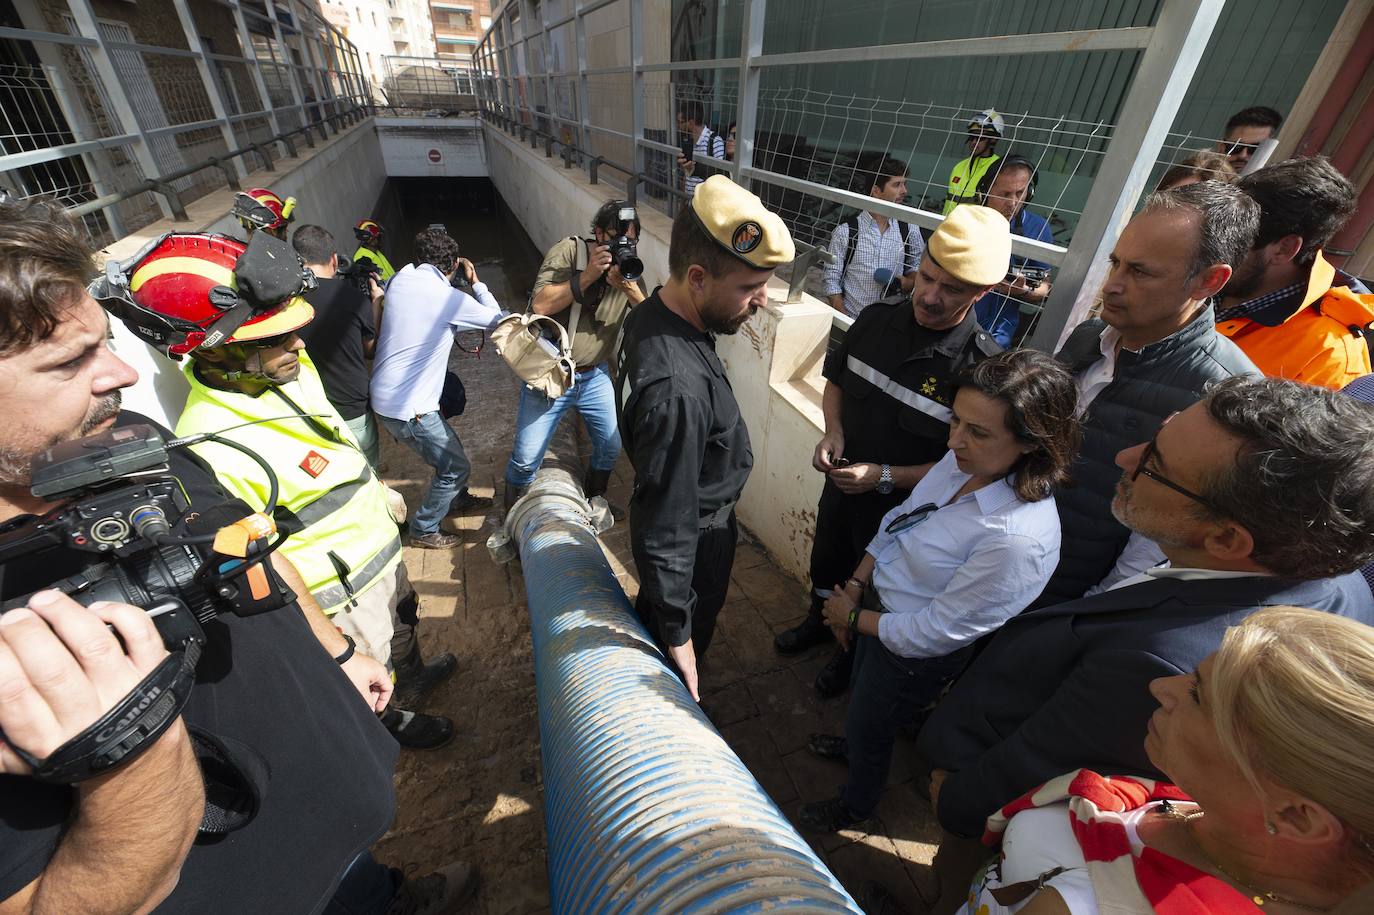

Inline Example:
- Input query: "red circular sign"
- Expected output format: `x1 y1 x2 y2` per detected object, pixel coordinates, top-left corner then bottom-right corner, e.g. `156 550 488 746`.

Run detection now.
427 148 442 163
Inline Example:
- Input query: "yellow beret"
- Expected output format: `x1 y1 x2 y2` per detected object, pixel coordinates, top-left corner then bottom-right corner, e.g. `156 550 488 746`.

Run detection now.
927 205 1012 286
691 175 795 270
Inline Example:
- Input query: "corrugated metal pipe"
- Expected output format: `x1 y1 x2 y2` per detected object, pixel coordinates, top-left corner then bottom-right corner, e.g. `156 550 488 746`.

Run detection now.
487 441 861 914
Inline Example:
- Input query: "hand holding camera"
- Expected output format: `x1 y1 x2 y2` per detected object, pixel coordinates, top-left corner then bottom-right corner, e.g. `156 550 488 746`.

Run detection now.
581 242 613 290
0 591 172 776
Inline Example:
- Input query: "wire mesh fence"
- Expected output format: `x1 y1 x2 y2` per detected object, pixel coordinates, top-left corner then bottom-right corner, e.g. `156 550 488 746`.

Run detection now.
1 2 373 244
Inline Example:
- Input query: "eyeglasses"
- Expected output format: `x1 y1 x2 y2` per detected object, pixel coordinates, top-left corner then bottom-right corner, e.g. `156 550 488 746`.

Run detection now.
1130 415 1223 514
244 331 293 350
1224 140 1260 157
885 502 938 534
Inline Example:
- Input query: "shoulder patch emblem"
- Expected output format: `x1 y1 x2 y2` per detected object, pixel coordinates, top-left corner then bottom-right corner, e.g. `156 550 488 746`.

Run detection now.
732 221 763 254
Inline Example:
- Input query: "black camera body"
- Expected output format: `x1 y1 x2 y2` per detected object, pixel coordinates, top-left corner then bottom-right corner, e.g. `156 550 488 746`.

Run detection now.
342 253 383 298
607 206 643 281
0 425 276 647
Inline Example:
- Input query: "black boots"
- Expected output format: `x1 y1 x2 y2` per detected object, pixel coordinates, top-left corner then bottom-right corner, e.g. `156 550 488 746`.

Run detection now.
392 643 458 710
384 644 459 750
774 594 834 655
582 467 612 499
502 481 528 514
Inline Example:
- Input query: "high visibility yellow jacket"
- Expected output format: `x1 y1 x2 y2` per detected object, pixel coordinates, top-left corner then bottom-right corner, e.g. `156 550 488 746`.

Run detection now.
1216 253 1374 391
943 153 1000 215
175 352 401 615
352 245 396 283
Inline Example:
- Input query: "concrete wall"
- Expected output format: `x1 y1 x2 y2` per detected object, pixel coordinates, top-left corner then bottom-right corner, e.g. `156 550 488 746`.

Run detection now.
485 125 833 583
103 119 389 428
376 117 489 177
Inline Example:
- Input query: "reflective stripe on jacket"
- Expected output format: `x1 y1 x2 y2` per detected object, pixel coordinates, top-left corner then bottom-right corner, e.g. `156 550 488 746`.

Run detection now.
175 352 402 615
943 153 1000 215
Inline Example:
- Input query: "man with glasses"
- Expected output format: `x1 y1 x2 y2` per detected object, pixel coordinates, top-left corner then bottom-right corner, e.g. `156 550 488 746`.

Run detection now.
1041 182 1259 608
916 376 1374 915
1215 105 1282 174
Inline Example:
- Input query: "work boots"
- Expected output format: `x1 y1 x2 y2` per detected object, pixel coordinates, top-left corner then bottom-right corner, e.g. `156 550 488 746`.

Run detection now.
502 481 528 514
774 593 834 655
383 644 459 750
391 643 458 710
582 467 624 521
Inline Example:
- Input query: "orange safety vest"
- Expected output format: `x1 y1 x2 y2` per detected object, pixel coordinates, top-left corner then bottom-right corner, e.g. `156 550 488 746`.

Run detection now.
1215 252 1374 390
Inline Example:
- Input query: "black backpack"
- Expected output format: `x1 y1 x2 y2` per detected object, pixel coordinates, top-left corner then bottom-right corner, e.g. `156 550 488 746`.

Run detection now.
841 214 912 276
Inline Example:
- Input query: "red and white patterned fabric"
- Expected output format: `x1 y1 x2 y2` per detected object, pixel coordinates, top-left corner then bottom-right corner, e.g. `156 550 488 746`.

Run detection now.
976 769 1264 914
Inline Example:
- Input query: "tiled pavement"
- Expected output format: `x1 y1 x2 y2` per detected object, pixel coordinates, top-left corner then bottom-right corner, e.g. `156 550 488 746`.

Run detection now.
371 342 943 914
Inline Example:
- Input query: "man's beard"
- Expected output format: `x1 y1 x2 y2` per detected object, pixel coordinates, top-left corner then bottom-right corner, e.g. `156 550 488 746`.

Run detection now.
1110 475 1194 551
0 391 122 487
1219 252 1265 302
702 301 756 335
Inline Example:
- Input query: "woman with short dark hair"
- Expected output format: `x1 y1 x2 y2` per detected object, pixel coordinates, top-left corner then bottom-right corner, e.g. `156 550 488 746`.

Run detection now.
800 349 1081 833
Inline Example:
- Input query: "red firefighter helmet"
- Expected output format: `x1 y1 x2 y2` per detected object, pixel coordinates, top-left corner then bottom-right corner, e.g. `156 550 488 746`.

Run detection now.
232 187 296 235
354 218 383 245
90 232 315 357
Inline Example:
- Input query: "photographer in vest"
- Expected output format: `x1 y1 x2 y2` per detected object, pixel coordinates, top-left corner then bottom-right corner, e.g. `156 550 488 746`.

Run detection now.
502 199 647 511
821 153 924 318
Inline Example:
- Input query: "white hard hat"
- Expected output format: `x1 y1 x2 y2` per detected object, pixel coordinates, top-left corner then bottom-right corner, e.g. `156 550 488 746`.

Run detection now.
968 108 1005 137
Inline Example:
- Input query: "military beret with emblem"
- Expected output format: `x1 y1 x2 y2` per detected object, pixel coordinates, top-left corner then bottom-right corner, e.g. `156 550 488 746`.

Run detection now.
927 204 1012 287
690 174 795 270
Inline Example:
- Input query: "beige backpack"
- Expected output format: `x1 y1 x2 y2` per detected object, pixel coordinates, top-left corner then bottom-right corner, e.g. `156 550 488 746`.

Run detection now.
491 237 583 399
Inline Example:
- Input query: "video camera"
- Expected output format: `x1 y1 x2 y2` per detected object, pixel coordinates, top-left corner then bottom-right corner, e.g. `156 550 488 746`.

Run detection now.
1006 265 1051 291
607 206 643 281
0 424 288 640
0 423 290 783
341 253 383 297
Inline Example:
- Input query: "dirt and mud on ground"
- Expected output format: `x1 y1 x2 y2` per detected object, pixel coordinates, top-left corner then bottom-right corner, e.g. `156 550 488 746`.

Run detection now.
372 344 943 914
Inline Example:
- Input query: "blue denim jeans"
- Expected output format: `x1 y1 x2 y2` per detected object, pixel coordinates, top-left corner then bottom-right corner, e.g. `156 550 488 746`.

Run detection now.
504 362 621 487
378 411 470 536
840 632 973 818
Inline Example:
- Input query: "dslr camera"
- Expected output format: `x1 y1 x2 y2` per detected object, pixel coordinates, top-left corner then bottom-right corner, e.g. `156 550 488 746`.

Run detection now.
606 206 643 282
340 253 383 297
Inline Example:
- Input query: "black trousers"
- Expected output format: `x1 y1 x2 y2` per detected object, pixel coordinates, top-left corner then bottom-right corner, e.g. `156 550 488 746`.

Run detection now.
635 512 737 662
807 481 902 623
840 632 973 818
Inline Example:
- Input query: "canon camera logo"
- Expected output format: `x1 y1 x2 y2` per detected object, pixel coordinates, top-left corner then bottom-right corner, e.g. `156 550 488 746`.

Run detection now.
96 685 164 742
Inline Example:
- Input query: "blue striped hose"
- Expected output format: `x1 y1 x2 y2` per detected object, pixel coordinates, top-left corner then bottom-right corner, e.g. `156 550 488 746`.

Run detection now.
509 499 862 914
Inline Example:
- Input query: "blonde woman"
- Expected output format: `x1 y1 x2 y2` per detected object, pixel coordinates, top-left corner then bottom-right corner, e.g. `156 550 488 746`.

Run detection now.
963 605 1374 914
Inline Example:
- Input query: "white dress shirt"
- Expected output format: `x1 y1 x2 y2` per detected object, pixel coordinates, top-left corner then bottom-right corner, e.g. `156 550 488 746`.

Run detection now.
369 263 504 420
1071 323 1170 595
868 451 1062 659
822 211 925 317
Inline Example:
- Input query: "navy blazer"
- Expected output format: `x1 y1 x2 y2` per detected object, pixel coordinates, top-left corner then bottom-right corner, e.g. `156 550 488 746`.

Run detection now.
916 573 1374 837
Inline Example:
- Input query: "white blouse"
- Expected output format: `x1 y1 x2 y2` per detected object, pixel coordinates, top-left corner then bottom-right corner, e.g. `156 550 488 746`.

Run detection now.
867 450 1061 658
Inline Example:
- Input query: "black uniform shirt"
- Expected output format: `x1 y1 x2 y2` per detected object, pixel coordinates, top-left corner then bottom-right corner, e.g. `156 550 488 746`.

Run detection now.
0 413 397 913
616 292 752 643
823 299 1001 498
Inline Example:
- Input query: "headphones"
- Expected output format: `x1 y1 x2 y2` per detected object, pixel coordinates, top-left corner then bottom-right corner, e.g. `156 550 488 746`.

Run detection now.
977 153 1038 205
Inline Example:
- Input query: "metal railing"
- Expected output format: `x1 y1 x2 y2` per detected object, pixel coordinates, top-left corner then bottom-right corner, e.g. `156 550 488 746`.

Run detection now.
1 1 373 245
471 0 1232 350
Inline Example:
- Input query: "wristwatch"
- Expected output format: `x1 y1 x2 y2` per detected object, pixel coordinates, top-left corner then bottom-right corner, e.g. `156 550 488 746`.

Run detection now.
876 464 894 495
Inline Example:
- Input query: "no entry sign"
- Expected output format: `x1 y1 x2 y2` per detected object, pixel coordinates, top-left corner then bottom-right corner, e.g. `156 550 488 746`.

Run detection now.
428 148 442 163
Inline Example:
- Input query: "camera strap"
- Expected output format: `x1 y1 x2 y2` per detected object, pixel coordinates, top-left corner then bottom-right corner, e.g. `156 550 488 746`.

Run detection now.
12 631 202 784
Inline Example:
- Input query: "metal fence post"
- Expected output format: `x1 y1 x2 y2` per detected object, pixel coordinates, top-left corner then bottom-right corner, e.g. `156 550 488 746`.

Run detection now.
574 0 591 167
232 3 285 140
171 0 248 181
733 0 766 186
63 0 176 219
629 0 645 179
1026 0 1226 352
